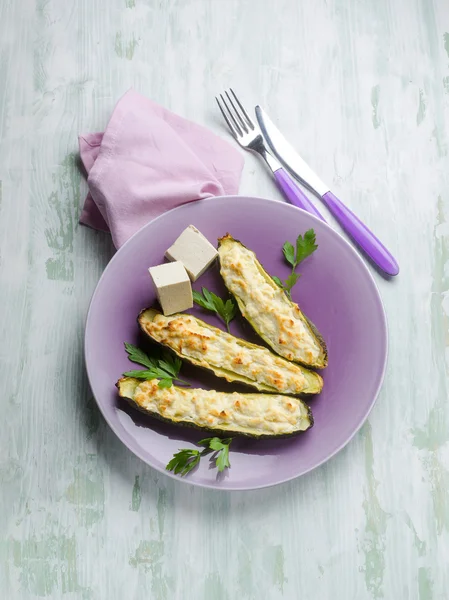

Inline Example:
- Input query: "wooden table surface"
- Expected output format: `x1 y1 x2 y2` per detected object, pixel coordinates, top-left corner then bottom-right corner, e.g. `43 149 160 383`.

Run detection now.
1 1 448 598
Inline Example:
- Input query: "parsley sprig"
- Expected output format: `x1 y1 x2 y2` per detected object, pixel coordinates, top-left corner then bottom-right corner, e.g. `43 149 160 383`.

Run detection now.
192 287 237 333
272 229 318 298
123 342 190 389
166 437 232 477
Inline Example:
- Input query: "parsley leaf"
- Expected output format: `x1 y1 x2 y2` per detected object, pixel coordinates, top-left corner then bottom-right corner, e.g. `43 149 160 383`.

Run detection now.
274 229 318 298
123 343 190 388
202 287 215 307
158 350 182 378
198 437 232 472
223 299 237 324
192 289 214 311
296 229 318 263
197 437 216 449
282 241 296 266
157 378 173 389
211 294 226 316
284 272 301 294
167 437 233 477
123 370 158 380
125 342 158 369
202 436 231 451
193 287 237 333
216 444 231 472
166 449 201 476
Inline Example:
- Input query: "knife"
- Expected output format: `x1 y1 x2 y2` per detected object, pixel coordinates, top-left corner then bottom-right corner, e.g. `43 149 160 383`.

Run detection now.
256 106 399 277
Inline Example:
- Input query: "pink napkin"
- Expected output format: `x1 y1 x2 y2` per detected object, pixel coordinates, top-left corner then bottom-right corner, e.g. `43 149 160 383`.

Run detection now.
79 89 244 248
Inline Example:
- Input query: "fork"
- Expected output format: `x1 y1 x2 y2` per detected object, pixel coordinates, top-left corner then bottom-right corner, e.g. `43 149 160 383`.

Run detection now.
216 89 325 221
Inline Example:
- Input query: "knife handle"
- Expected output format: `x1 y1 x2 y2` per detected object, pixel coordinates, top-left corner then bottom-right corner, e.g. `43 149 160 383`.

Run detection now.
273 168 325 221
322 191 399 276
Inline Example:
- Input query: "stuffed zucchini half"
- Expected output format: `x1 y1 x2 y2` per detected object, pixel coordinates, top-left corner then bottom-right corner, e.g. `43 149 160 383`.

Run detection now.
138 309 323 395
117 377 313 438
218 235 328 369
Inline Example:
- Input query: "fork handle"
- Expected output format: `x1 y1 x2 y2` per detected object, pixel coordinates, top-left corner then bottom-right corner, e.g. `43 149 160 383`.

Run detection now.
273 168 325 221
322 191 399 276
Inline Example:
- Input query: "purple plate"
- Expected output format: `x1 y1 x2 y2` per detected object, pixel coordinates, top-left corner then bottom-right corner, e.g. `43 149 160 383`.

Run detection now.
85 196 387 491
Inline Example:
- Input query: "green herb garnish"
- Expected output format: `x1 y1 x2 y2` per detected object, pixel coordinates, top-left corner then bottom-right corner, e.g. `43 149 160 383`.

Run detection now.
273 229 318 298
166 437 232 477
198 437 232 472
192 287 237 333
123 342 189 388
165 449 202 476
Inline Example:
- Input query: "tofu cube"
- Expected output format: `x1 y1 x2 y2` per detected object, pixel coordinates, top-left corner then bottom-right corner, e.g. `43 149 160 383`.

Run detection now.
148 261 193 315
165 225 218 282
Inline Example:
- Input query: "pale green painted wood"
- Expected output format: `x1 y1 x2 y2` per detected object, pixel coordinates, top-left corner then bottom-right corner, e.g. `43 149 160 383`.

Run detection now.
0 0 448 598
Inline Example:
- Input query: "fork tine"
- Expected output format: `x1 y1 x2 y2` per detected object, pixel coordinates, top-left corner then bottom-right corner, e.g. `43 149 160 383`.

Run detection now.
215 96 239 138
229 88 254 129
225 91 248 133
218 93 243 136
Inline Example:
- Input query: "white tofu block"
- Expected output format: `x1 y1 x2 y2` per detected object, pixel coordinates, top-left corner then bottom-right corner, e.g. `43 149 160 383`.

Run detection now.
148 261 193 315
165 225 218 282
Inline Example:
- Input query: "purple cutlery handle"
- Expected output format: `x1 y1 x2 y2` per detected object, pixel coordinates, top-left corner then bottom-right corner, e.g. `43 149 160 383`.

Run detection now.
274 168 325 221
322 191 399 276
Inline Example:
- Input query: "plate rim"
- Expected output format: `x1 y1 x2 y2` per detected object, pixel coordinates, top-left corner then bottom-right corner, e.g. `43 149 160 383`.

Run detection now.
84 195 388 491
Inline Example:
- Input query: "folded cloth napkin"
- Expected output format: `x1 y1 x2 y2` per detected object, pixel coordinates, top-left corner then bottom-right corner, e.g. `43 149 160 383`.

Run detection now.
79 89 244 248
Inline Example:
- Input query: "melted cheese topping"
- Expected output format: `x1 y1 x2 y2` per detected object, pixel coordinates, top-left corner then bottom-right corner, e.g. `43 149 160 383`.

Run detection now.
219 240 322 365
133 380 311 436
143 313 309 394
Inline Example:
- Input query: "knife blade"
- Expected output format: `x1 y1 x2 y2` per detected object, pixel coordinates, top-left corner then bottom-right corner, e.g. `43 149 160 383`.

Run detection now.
255 106 329 198
255 105 399 276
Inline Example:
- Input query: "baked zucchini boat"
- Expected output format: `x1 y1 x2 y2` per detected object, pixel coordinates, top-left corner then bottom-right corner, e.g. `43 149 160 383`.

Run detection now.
117 377 313 438
218 234 328 369
138 308 323 395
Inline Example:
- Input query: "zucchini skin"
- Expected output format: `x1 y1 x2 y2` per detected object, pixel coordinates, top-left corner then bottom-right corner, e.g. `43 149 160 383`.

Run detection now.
117 377 314 439
217 234 328 369
138 308 323 396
